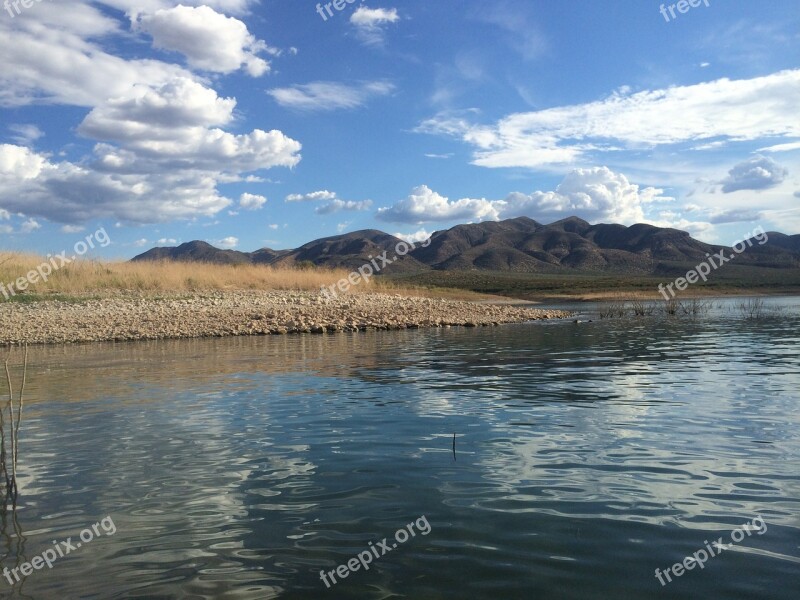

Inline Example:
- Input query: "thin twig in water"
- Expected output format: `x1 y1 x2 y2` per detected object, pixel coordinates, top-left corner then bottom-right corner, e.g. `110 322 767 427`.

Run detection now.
5 351 17 494
13 345 27 475
0 362 7 492
452 433 456 462
3 357 16 496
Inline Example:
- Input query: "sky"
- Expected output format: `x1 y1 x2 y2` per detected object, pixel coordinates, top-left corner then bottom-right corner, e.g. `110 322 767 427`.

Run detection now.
0 0 799 258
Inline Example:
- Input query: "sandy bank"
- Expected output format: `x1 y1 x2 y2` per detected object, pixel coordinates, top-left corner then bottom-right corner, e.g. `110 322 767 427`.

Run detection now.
0 291 572 345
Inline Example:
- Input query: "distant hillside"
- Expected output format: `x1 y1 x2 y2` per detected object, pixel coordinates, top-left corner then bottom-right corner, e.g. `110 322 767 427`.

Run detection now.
132 230 427 273
131 217 800 275
133 241 252 265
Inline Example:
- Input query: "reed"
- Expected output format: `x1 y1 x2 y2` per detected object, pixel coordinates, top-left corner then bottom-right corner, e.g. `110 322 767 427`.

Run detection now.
0 254 410 297
1 345 26 499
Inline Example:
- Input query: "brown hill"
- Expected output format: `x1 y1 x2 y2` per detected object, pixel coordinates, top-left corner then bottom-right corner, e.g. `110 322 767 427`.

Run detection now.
131 217 800 275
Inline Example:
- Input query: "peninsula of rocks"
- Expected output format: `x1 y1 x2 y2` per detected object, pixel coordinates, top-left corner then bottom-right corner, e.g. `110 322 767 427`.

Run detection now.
0 291 571 345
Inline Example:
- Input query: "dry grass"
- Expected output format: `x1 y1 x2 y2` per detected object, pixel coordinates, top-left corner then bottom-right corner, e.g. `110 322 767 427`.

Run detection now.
0 252 487 300
0 252 407 297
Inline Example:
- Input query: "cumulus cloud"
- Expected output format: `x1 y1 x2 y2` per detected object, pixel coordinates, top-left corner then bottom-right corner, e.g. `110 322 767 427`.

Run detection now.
285 190 370 214
61 225 85 233
720 155 788 193
417 69 800 169
377 168 672 226
314 199 372 215
286 190 337 203
135 5 275 76
0 3 191 107
157 237 178 245
500 167 671 224
239 193 267 210
20 218 41 233
0 4 300 226
267 81 394 112
393 228 432 243
216 236 239 249
377 185 498 224
0 76 301 224
350 7 399 45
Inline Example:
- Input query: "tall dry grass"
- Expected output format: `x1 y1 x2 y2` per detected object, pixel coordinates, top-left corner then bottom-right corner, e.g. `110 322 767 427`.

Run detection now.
0 252 407 297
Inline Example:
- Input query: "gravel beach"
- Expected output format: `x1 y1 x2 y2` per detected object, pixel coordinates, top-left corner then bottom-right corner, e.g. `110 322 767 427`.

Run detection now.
0 291 571 345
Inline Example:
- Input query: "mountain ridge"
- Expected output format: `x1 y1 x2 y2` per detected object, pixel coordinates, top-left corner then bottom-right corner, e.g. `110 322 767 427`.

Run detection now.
131 217 800 275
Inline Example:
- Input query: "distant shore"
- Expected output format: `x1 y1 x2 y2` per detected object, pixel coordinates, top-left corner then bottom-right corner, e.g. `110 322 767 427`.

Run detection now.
0 291 572 346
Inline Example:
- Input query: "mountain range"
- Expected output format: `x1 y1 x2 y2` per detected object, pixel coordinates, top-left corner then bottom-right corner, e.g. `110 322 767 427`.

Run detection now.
131 216 800 275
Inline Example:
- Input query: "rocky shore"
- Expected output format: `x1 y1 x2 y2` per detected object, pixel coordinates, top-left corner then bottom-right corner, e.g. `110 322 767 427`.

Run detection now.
0 291 571 345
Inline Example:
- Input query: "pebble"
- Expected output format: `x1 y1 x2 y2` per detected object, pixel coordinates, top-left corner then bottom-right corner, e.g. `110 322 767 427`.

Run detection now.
0 291 572 345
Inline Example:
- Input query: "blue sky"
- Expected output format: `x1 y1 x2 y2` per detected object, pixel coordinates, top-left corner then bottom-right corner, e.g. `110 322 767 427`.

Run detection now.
1 0 798 258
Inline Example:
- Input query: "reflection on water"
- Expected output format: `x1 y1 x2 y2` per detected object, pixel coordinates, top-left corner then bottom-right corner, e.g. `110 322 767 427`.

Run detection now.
2 297 799 598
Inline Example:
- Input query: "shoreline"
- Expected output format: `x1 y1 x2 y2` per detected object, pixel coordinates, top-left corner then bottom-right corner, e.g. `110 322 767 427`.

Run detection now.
0 291 572 346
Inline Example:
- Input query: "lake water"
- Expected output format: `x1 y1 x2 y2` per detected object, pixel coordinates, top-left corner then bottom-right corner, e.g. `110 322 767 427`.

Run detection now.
2 297 799 599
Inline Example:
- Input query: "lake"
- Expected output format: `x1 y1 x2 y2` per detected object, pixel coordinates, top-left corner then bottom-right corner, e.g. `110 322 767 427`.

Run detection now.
3 297 799 599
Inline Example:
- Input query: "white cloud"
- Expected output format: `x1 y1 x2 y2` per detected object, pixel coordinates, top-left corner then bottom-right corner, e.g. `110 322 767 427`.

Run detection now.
267 81 394 112
268 223 279 230
315 199 372 215
61 225 85 233
133 238 149 247
350 7 399 45
0 77 301 224
377 168 673 226
500 167 672 224
377 185 499 224
216 236 239 249
0 5 300 226
239 193 267 210
157 237 177 245
285 189 370 214
0 209 9 220
135 5 274 77
757 141 800 153
720 155 788 193
20 218 41 233
393 228 431 243
417 69 800 169
7 124 44 146
286 190 337 202
0 3 191 107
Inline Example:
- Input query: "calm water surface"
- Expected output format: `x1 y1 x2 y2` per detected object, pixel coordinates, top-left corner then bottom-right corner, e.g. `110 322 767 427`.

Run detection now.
2 297 799 599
